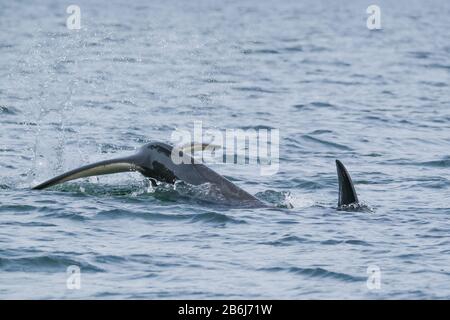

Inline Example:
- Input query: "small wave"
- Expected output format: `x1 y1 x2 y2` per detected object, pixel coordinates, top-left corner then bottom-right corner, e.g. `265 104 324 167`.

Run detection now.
190 212 246 224
322 79 361 86
411 178 449 189
95 209 187 221
94 255 128 264
321 239 371 246
260 235 311 246
0 255 103 272
427 63 450 71
309 101 334 108
288 178 324 190
306 45 329 52
407 51 432 59
260 266 365 282
238 125 275 130
381 90 395 96
1 221 57 227
110 99 138 107
419 81 447 88
42 211 89 221
384 158 450 168
0 105 19 115
302 135 352 151
242 49 280 55
282 45 303 52
95 208 245 225
112 56 140 63
232 86 278 94
396 253 422 260
293 101 337 111
0 204 37 213
418 158 450 168
309 129 333 135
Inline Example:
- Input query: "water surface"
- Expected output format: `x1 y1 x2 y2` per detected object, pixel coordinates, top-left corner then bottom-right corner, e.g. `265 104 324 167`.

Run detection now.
0 0 449 299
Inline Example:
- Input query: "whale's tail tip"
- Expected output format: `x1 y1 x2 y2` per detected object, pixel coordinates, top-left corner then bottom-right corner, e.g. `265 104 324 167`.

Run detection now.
335 159 359 207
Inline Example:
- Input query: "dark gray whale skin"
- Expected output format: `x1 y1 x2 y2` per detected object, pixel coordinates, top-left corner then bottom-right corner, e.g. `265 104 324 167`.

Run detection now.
33 142 266 207
336 159 359 207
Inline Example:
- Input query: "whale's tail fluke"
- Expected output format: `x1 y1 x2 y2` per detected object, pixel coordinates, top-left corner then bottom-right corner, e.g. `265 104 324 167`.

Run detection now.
335 160 359 207
32 156 141 190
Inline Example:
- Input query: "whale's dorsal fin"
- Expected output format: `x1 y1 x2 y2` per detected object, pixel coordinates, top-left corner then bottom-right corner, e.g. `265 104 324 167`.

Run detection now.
336 160 359 206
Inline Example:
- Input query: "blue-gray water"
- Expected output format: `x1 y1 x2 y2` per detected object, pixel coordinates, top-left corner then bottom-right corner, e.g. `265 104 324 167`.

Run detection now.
1 0 449 299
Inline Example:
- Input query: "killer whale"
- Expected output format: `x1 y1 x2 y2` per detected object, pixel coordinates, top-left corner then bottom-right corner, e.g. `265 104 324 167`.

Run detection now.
33 142 265 206
33 142 360 208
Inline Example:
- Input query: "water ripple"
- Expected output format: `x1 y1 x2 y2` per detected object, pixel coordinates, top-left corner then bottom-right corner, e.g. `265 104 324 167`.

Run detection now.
0 255 103 272
260 266 365 282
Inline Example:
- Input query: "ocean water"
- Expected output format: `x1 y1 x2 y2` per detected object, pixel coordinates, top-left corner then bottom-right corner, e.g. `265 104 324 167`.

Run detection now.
0 0 449 299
